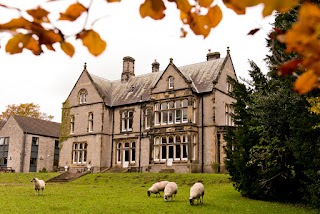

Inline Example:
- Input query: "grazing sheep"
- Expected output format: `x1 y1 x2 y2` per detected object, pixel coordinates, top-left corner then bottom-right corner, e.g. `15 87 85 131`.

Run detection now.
164 182 178 201
189 182 205 205
147 180 169 197
31 178 45 196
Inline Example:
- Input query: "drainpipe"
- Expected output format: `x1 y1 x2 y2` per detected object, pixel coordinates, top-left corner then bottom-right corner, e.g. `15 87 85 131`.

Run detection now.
201 95 204 173
139 97 142 173
21 132 27 173
110 107 115 168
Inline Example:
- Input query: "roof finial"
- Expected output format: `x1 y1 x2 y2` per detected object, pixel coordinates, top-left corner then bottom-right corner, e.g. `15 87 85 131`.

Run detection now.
208 49 211 53
227 47 230 54
170 58 173 63
84 62 87 70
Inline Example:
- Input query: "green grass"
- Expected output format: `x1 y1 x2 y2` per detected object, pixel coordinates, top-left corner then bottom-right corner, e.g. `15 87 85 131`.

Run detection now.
0 173 317 214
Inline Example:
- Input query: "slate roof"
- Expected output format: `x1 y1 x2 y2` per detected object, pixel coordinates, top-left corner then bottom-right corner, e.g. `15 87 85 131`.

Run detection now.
12 115 60 138
89 56 228 107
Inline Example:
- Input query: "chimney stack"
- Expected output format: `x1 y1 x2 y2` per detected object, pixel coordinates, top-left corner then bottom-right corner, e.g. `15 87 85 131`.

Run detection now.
121 56 135 83
206 49 220 61
152 59 160 73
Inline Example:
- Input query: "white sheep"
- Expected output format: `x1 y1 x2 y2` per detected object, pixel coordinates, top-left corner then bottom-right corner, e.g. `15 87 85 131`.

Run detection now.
189 182 205 205
164 182 178 201
147 180 169 197
31 178 45 196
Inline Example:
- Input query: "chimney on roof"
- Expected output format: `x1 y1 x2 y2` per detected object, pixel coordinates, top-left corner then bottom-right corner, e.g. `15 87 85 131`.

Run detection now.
206 49 220 61
152 59 160 73
121 56 135 83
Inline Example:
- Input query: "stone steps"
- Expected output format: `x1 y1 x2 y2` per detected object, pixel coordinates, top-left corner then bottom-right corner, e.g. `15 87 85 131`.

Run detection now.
46 171 89 183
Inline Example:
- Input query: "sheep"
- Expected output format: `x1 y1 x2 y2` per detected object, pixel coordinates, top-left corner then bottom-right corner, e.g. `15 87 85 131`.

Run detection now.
31 178 45 196
189 182 205 205
163 182 178 201
147 180 169 197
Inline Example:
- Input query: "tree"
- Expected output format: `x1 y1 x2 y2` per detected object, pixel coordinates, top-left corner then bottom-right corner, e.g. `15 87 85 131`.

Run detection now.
0 103 54 121
1 0 318 93
225 5 320 207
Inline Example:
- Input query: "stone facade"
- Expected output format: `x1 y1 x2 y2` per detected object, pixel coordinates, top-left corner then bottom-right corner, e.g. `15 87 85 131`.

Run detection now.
0 115 60 172
60 49 237 173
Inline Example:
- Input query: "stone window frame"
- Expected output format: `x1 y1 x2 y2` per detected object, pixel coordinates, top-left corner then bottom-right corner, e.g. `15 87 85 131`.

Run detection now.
116 141 136 164
153 134 194 163
78 88 88 105
154 99 190 126
120 109 134 132
168 76 174 89
88 112 93 132
226 76 233 93
72 142 87 164
225 104 234 126
144 108 152 130
0 137 9 167
70 115 75 134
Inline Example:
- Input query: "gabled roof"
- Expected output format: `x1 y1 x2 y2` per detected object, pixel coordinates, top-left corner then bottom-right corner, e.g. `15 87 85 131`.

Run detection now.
85 55 232 107
12 115 60 138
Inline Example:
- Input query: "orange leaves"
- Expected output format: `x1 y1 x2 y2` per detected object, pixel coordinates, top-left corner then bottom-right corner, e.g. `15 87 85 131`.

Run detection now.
222 0 299 17
278 3 320 94
140 0 166 20
77 30 106 56
59 3 87 21
27 7 50 23
61 41 75 57
294 70 319 94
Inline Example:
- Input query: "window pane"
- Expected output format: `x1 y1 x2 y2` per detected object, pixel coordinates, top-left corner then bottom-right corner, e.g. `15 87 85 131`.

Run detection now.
154 146 160 160
132 148 135 161
182 109 188 122
161 146 166 159
168 111 173 123
182 145 188 158
175 145 181 159
182 99 188 107
168 146 173 159
175 101 181 108
161 111 168 124
175 109 181 123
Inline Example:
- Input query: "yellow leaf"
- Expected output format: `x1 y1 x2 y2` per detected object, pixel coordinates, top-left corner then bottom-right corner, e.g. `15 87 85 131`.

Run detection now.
207 5 222 28
140 0 166 20
0 17 32 31
25 36 42 55
189 13 211 38
175 0 193 14
262 0 299 17
27 6 50 23
39 30 63 48
294 70 319 94
77 30 106 56
59 3 87 21
199 0 213 8
60 41 75 57
180 11 191 24
5 33 30 54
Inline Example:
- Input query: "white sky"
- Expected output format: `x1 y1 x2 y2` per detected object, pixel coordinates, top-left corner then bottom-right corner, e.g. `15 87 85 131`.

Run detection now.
0 0 275 122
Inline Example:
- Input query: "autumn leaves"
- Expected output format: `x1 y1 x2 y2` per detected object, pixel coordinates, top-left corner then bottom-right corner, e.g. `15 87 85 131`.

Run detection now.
0 0 319 93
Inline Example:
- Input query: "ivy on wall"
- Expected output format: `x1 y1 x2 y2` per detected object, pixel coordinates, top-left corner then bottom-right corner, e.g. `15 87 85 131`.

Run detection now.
59 99 71 150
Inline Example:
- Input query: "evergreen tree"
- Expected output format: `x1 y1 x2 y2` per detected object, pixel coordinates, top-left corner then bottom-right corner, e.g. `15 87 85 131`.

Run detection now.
225 5 320 207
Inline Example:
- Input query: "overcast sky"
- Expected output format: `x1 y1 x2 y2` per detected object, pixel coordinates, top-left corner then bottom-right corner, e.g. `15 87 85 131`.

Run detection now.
0 0 275 122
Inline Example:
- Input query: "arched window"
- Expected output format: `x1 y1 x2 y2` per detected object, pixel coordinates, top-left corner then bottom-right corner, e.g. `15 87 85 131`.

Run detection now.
168 76 174 89
79 89 88 104
145 109 151 129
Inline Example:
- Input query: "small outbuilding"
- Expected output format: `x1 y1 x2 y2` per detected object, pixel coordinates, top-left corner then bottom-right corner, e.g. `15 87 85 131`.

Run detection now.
0 115 60 172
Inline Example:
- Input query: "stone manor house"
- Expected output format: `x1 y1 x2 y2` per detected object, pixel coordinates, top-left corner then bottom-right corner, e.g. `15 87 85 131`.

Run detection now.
59 49 236 173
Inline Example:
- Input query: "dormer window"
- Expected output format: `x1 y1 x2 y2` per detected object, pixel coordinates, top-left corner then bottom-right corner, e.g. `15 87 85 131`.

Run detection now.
79 89 88 104
168 76 174 89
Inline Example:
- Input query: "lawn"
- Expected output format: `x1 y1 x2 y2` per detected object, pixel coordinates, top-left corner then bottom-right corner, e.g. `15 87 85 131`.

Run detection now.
0 172 317 214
